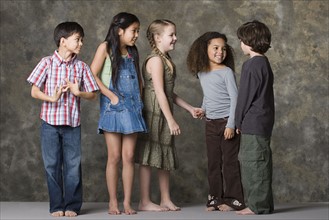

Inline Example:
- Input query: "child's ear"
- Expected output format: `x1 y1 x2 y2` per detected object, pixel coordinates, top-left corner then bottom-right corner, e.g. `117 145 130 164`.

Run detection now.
155 34 161 43
60 37 66 46
118 28 124 36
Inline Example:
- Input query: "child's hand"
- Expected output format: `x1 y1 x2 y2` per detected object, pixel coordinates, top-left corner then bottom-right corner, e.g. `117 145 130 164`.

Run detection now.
110 95 119 105
236 128 241 135
65 78 80 96
192 108 204 119
168 119 181 136
51 84 68 102
224 127 235 140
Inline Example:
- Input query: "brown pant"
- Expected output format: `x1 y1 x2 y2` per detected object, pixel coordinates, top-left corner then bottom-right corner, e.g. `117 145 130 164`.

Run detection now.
205 118 245 210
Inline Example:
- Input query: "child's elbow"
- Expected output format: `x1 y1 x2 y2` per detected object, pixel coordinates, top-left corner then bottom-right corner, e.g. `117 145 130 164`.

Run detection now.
31 86 39 99
89 91 98 100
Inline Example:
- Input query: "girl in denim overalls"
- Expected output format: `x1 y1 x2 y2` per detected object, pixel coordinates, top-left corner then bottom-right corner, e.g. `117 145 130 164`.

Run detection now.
90 12 146 215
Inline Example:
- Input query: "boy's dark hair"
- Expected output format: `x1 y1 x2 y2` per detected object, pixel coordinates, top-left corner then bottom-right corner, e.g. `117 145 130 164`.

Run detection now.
54 22 84 47
187 32 235 75
237 20 271 54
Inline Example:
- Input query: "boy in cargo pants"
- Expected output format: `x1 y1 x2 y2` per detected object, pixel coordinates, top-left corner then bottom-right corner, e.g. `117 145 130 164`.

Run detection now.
235 20 275 215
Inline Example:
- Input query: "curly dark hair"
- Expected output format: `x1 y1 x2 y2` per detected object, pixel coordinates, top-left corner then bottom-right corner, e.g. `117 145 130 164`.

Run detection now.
187 32 235 75
237 20 271 54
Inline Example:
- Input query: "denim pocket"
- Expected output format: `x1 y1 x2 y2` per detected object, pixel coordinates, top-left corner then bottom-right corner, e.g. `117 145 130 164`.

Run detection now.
107 97 125 112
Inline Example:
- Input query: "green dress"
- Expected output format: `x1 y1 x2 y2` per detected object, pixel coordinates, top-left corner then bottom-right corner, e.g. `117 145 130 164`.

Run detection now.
135 52 178 170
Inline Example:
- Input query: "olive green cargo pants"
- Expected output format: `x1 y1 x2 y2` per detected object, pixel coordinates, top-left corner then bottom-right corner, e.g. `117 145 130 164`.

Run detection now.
238 134 274 214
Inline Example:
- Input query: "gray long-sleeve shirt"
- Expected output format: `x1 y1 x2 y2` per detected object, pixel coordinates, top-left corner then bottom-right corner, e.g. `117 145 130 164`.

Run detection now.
198 67 238 129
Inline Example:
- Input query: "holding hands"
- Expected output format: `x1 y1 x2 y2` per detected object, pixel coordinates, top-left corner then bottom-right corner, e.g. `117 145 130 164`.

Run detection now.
192 107 205 119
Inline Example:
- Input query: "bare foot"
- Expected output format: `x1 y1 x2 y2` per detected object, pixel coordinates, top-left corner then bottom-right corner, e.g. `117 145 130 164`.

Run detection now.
206 206 217 211
108 207 121 215
161 201 181 211
124 204 137 215
236 207 255 215
51 211 64 217
108 202 121 215
64 210 77 217
218 204 234 211
139 202 169 211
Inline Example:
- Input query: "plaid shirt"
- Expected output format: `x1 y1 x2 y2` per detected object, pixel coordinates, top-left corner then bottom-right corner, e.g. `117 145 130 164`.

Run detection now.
27 50 99 127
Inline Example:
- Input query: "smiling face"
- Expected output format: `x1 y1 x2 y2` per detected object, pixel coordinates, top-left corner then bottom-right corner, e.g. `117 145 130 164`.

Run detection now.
119 22 140 47
63 32 83 54
156 24 177 53
207 38 227 69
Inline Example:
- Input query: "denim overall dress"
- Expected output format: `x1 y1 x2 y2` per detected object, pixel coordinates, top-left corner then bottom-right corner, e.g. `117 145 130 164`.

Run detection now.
98 55 147 134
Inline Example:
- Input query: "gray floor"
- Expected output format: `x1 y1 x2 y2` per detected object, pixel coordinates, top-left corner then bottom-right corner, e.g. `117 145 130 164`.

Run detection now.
0 202 328 220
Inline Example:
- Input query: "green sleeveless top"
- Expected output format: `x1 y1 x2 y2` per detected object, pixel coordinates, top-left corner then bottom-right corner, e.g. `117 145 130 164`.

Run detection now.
100 57 112 88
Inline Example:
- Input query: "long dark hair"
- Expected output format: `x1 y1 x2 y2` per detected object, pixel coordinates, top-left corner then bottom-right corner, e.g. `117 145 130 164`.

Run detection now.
104 12 140 88
187 32 235 75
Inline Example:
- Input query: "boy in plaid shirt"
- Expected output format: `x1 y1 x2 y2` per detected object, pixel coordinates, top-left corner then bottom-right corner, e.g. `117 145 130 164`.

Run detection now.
27 21 98 217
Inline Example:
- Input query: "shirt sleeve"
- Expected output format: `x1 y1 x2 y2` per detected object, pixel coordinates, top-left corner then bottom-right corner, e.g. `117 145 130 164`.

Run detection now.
81 63 99 92
27 57 50 88
235 64 259 129
225 69 238 129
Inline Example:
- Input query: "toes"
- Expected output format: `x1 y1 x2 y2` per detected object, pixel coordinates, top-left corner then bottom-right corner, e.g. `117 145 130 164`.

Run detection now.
124 209 137 215
108 210 121 215
64 211 77 217
51 211 64 217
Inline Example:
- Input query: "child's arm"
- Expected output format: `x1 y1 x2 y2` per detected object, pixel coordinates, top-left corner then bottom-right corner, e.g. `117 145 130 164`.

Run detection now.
148 56 180 135
173 93 204 118
90 42 119 104
31 84 68 102
65 78 97 100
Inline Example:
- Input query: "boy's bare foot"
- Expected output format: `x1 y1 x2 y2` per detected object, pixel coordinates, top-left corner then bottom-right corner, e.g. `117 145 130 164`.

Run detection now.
51 211 64 217
123 205 137 215
236 207 255 215
161 201 181 211
206 206 217 211
64 210 77 217
138 202 169 211
218 204 234 211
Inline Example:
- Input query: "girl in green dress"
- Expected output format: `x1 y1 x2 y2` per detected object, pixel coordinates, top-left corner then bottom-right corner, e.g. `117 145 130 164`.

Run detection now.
135 19 203 211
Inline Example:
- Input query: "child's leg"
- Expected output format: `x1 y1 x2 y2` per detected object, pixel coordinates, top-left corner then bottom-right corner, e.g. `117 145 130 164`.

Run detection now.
40 121 64 214
138 165 168 211
205 119 223 210
62 125 82 215
221 133 245 211
121 133 138 215
158 169 181 211
237 134 274 215
104 132 122 215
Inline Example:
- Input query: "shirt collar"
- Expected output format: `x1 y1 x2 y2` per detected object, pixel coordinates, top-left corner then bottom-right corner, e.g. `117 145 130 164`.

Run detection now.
52 50 77 66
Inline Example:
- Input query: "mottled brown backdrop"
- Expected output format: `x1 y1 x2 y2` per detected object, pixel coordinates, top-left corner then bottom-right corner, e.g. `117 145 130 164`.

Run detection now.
1 0 328 204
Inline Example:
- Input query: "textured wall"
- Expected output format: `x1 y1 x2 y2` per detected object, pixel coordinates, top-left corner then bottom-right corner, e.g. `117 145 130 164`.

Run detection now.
1 0 328 203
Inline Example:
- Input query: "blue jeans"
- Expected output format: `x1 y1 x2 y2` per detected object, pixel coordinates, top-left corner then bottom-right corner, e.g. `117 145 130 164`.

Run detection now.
41 120 82 213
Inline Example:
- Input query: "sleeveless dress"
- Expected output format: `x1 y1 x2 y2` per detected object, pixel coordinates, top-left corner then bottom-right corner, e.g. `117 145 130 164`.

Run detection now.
98 55 147 134
135 52 178 170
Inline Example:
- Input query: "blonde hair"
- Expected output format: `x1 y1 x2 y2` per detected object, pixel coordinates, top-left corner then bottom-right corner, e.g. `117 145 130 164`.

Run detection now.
146 19 175 62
